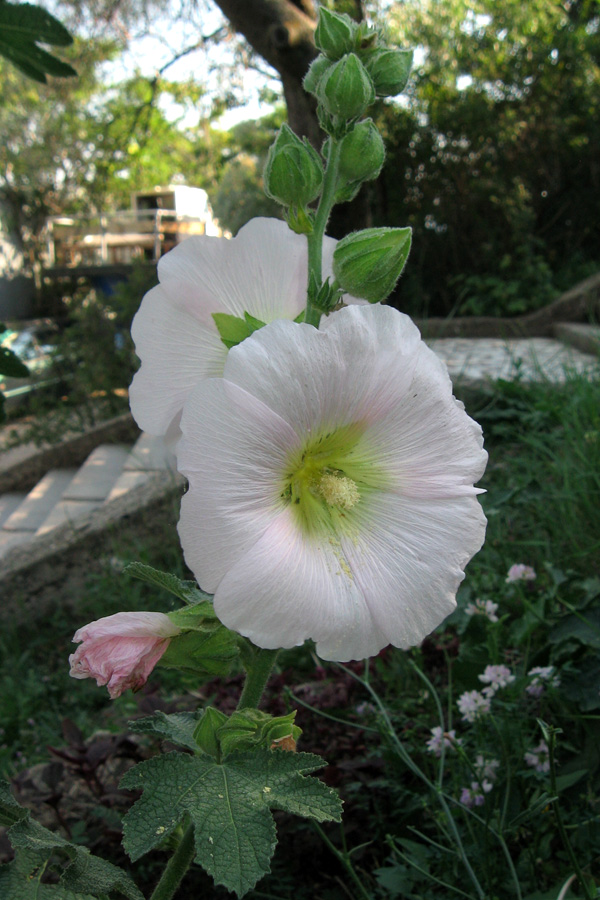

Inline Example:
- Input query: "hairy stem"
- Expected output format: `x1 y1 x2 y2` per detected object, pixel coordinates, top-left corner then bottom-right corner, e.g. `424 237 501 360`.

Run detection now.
305 137 343 327
149 820 195 900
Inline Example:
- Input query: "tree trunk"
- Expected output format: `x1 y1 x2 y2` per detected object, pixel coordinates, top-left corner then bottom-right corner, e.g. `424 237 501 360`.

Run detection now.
211 0 320 144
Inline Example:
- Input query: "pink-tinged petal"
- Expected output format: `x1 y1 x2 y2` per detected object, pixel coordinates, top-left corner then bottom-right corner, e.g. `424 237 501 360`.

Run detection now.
130 283 226 435
157 218 309 323
213 506 387 661
341 491 487 649
69 612 180 698
359 342 487 498
177 379 299 592
223 305 423 434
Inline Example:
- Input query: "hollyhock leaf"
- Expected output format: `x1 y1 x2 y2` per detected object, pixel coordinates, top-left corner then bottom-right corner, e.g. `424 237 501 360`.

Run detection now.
0 344 29 378
123 562 213 607
121 750 341 897
177 304 487 661
0 785 143 899
128 711 203 753
0 780 28 827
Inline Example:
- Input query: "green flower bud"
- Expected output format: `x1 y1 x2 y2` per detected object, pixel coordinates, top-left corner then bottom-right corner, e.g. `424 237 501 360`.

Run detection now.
333 227 412 302
317 53 375 122
303 54 334 95
314 8 357 60
263 123 323 207
363 48 413 97
338 118 385 184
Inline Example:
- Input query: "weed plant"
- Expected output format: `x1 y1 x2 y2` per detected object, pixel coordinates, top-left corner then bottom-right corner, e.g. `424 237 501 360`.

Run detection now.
1 371 599 898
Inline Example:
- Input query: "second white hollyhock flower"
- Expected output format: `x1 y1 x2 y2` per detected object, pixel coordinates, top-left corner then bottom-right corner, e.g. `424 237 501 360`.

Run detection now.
177 304 488 661
129 217 360 438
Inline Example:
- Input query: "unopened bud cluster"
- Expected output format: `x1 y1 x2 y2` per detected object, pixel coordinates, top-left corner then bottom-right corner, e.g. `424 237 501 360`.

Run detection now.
263 7 414 304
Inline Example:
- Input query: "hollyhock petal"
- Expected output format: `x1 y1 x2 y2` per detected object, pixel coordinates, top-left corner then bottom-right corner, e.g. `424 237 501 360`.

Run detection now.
340 490 486 648
213 507 387 661
130 218 363 437
177 304 487 661
69 612 180 698
177 379 299 591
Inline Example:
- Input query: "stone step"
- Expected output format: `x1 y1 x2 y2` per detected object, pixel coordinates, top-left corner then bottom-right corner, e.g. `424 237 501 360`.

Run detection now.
0 492 26 528
2 469 77 532
122 432 176 472
37 498 103 535
61 444 132 502
0 530 33 558
553 323 600 357
106 469 152 503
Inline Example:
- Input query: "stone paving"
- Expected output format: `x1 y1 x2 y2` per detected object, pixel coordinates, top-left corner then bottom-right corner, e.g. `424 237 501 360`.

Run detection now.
426 335 599 388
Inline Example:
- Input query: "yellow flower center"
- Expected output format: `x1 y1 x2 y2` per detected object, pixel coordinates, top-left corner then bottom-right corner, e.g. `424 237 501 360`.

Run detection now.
280 424 387 538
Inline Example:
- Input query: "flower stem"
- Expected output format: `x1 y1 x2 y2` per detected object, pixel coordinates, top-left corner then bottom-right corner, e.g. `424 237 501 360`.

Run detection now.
237 647 280 710
305 137 343 327
312 821 372 900
547 727 594 899
149 820 195 900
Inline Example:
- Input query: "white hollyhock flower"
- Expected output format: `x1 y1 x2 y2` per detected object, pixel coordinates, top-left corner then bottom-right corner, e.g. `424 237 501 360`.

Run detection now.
129 217 361 438
176 304 488 661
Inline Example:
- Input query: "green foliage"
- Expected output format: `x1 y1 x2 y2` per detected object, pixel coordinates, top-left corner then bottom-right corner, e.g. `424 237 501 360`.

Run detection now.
0 325 30 423
212 311 267 349
0 780 143 899
121 749 342 897
375 0 600 317
0 1 76 83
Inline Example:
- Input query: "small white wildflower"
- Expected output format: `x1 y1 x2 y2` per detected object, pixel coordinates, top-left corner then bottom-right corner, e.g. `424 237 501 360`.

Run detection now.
526 666 560 697
460 779 493 807
506 564 536 583
524 740 550 774
457 690 491 723
474 755 500 781
465 598 499 622
478 664 515 694
426 726 462 757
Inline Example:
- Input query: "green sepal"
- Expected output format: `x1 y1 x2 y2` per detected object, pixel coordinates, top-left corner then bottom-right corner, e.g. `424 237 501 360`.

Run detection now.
317 53 375 123
193 706 229 758
120 749 342 897
0 779 143 900
264 124 323 208
212 312 267 349
159 625 239 678
362 47 413 97
302 54 334 96
286 204 314 235
0 344 29 378
333 226 412 302
123 561 213 607
314 7 357 60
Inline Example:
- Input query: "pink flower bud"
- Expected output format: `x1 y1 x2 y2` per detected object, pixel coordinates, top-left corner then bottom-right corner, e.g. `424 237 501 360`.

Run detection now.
69 611 181 699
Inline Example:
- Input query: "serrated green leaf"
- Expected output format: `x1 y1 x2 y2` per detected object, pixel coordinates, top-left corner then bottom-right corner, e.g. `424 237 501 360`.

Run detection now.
0 779 29 826
121 749 342 897
0 345 29 378
2 782 143 900
129 710 202 753
0 853 96 899
123 562 213 607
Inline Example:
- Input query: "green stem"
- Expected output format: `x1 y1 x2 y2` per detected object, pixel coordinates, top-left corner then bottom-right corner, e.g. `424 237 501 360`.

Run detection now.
237 647 280 710
547 728 593 899
149 820 195 900
305 137 343 327
312 821 372 900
